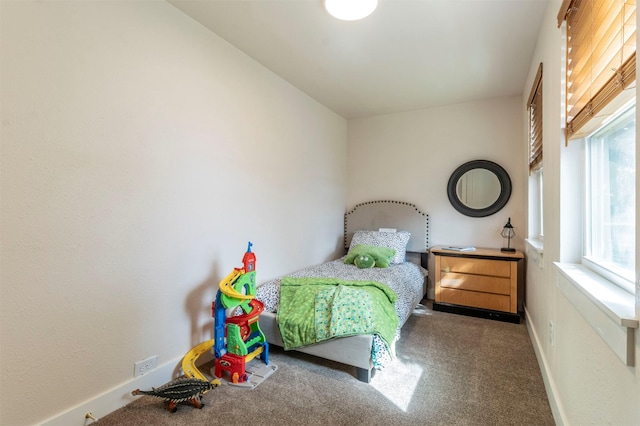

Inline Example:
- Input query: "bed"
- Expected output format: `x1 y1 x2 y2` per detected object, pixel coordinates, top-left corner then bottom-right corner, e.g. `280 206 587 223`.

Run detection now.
256 200 429 383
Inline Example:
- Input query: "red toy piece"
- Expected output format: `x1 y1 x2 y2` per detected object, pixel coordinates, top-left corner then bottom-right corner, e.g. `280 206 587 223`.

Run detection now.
214 353 247 384
242 241 256 272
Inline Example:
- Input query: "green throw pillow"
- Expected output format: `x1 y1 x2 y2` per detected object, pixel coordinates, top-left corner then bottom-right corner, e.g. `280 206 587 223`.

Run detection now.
344 244 395 268
354 254 376 269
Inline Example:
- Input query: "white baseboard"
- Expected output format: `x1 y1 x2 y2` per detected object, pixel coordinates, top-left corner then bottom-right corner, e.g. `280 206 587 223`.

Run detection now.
40 354 188 426
524 306 567 426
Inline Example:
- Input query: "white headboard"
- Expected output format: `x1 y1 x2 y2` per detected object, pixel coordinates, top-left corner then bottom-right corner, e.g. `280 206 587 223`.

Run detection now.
344 200 430 253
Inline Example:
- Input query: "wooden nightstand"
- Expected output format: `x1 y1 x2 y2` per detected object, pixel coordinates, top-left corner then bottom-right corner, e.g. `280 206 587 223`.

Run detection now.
431 246 524 323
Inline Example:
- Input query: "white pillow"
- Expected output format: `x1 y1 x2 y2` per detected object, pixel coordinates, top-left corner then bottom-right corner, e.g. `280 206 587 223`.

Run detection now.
348 230 411 264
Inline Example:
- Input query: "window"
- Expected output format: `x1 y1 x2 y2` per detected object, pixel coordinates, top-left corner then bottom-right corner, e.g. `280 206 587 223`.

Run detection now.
528 63 544 243
531 168 544 240
558 0 637 292
584 105 635 293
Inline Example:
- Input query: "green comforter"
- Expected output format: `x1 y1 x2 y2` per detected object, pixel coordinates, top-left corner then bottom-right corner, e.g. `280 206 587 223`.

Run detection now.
276 277 399 354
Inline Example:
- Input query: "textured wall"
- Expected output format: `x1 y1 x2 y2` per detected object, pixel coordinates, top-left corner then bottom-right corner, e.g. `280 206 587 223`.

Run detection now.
522 1 640 425
0 1 346 424
347 96 526 251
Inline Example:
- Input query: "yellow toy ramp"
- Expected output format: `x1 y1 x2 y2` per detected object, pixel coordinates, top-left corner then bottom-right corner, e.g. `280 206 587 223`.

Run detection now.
182 340 220 386
219 269 253 300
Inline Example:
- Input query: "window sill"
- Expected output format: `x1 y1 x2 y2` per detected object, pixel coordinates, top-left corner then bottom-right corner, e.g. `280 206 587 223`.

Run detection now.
554 262 637 366
525 238 544 269
525 237 544 254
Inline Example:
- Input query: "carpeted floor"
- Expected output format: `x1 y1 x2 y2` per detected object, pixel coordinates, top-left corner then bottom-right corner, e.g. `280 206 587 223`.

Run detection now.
95 302 555 426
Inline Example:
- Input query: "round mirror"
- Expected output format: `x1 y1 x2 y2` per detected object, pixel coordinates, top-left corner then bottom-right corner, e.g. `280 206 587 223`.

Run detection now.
447 160 511 217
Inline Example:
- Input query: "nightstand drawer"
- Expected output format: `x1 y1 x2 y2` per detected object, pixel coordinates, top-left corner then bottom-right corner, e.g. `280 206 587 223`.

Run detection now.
439 288 511 312
439 272 511 295
440 256 512 278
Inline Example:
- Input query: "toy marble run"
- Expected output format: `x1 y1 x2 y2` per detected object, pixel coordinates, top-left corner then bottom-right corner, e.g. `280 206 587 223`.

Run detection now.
182 242 270 386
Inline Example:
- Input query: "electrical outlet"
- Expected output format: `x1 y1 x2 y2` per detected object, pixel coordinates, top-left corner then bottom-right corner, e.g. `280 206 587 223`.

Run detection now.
549 321 554 346
134 355 158 377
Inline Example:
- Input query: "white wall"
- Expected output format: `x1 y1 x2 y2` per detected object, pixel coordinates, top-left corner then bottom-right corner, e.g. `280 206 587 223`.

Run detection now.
0 1 347 424
347 97 526 296
522 1 640 425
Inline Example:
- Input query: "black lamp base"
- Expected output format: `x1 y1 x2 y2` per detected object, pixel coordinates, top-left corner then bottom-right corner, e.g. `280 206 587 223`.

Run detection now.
501 247 516 253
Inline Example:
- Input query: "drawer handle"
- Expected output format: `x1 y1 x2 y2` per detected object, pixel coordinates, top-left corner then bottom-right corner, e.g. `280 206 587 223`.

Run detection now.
444 267 450 273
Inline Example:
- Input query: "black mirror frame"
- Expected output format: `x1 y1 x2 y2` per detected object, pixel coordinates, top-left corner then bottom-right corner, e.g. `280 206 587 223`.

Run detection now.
447 160 512 217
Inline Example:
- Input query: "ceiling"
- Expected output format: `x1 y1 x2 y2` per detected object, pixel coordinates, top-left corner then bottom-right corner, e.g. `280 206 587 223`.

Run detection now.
168 0 548 119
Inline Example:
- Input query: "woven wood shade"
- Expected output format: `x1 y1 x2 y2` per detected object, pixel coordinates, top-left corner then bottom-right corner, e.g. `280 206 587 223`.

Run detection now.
528 63 543 171
558 0 636 141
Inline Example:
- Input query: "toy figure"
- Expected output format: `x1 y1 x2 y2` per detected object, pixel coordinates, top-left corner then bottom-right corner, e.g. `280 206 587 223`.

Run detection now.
131 377 218 413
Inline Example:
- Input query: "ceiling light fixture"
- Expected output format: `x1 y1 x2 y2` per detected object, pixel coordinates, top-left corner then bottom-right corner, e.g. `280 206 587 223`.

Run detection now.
324 0 378 21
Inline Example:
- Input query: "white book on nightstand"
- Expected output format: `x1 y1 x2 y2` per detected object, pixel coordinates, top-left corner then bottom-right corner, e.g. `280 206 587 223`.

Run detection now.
442 246 476 252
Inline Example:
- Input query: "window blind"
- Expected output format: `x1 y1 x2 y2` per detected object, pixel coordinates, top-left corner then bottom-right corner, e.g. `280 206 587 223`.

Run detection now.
558 0 636 140
528 63 543 171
